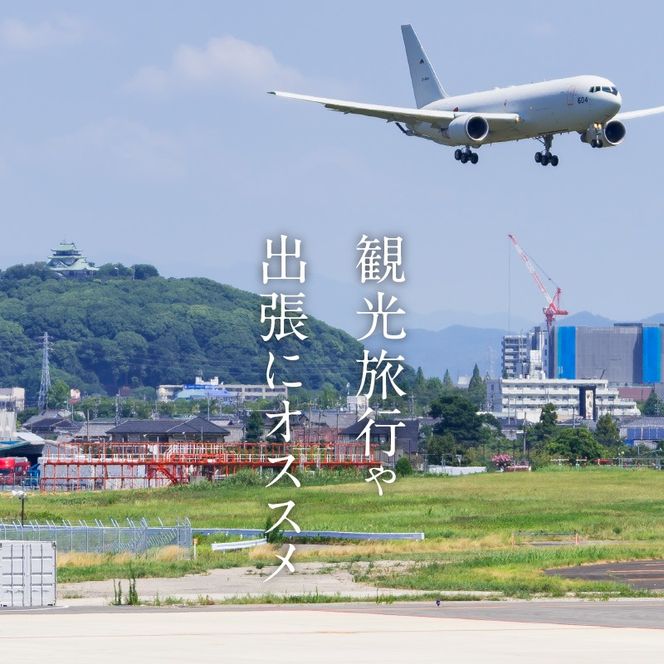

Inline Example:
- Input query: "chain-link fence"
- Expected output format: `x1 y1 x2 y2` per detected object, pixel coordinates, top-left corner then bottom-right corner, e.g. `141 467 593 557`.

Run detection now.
0 517 192 554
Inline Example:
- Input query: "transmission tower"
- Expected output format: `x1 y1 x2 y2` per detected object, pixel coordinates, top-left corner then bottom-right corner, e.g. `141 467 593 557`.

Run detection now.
37 332 52 412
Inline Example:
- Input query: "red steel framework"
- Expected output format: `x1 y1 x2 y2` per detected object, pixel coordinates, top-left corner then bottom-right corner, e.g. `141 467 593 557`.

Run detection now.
508 233 568 331
40 440 381 491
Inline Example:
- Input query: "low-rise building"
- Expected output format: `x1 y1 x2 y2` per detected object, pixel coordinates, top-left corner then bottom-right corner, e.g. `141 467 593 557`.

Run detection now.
339 418 421 456
157 376 287 403
620 417 664 448
106 417 230 443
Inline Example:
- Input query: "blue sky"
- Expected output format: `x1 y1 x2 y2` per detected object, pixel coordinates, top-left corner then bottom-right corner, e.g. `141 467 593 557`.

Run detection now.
0 1 662 332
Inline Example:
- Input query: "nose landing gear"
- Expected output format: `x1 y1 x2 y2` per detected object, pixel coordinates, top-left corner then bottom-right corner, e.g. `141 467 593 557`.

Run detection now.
454 147 479 165
534 134 559 167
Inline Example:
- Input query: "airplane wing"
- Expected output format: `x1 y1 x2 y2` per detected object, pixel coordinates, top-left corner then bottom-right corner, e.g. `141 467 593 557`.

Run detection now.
615 106 664 121
269 91 520 127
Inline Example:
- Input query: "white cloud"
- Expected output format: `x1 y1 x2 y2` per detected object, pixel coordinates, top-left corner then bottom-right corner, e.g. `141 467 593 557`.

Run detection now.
128 35 304 95
0 16 89 50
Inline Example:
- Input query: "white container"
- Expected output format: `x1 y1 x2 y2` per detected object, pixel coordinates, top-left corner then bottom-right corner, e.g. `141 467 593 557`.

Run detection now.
0 540 56 608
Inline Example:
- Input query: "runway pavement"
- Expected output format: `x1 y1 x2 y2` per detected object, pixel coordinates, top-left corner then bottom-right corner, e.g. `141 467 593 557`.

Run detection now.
546 559 664 590
3 600 664 663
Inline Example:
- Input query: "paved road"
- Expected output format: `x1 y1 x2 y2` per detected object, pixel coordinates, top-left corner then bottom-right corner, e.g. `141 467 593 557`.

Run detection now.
9 599 664 629
2 601 664 663
547 559 664 590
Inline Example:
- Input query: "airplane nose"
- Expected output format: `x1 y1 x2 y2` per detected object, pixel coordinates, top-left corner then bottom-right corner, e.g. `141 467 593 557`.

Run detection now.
615 93 623 111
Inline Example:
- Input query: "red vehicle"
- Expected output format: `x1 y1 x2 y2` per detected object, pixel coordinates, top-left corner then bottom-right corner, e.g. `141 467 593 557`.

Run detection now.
0 457 30 485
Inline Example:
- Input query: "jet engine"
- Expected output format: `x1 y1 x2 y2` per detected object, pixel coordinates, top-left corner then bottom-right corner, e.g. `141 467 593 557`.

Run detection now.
580 120 626 148
445 115 489 145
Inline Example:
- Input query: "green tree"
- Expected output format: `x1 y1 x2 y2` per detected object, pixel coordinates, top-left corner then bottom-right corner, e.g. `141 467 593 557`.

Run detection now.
47 379 70 410
96 263 133 279
131 264 160 280
531 403 558 446
430 392 482 446
244 411 264 442
415 367 426 391
595 414 621 448
467 363 486 409
318 383 340 409
395 456 413 476
442 369 454 390
545 428 606 461
425 432 458 464
157 400 176 417
641 391 664 416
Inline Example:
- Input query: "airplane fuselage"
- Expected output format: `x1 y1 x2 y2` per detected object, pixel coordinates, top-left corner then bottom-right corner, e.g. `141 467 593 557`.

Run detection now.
411 75 622 146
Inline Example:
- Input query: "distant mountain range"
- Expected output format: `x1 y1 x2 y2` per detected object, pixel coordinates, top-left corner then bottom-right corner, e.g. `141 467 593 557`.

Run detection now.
384 311 664 380
376 326 505 381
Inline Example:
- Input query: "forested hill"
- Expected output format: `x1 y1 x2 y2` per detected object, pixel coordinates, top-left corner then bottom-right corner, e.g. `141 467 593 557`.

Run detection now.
0 263 365 398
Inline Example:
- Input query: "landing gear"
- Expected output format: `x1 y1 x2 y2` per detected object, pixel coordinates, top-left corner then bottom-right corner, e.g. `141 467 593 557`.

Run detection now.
454 146 479 165
534 134 559 167
591 138 604 149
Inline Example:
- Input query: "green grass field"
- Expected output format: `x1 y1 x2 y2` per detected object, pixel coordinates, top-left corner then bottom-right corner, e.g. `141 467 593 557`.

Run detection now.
2 467 664 595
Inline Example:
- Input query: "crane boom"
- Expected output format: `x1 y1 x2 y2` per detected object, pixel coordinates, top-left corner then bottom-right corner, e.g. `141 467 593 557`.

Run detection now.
508 234 568 329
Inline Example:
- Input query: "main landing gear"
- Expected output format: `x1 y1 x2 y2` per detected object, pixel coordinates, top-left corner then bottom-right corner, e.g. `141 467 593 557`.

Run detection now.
454 147 479 165
534 134 559 167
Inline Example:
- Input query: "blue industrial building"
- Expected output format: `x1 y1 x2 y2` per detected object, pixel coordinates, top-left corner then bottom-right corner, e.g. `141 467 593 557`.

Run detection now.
550 323 664 385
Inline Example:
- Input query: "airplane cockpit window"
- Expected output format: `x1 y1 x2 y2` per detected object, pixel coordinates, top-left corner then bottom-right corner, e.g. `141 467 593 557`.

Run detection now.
610 87 618 95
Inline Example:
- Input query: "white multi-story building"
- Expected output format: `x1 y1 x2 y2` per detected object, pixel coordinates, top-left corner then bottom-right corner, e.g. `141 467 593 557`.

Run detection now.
501 328 548 379
487 377 639 423
0 387 25 412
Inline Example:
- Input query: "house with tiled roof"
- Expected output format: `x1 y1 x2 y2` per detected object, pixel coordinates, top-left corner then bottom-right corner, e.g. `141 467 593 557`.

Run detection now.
106 416 230 443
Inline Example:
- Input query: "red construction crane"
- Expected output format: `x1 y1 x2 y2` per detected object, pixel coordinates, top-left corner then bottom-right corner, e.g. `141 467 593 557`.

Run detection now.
508 234 568 330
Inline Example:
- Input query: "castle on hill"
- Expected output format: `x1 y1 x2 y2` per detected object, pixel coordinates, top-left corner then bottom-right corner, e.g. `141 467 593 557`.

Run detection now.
46 241 98 279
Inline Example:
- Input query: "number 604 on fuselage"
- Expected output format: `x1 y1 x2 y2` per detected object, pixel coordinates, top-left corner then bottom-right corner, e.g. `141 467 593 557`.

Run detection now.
270 24 664 167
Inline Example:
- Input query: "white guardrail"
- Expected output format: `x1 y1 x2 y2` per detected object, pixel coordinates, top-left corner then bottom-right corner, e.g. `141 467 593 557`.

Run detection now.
211 538 267 552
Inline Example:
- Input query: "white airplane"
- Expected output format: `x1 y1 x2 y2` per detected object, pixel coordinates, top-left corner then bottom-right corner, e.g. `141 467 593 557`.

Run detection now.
270 24 664 166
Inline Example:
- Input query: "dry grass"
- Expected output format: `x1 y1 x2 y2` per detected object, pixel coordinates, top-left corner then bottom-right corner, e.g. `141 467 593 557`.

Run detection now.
247 543 276 560
57 546 187 569
288 535 507 562
152 545 187 562
58 551 133 568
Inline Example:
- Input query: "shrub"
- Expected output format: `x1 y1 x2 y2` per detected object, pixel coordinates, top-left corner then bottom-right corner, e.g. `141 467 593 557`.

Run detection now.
395 456 413 476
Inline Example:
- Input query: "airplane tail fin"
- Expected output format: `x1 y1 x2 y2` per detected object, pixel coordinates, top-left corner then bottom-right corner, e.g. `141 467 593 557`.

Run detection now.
401 24 447 108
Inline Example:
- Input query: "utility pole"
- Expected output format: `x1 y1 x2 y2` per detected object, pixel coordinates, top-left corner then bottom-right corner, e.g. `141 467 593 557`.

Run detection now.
37 332 51 412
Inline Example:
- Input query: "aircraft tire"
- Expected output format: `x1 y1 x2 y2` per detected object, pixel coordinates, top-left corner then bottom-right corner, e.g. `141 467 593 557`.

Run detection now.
541 154 550 166
551 155 559 167
470 153 478 164
460 153 468 164
535 152 542 163
454 149 462 160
